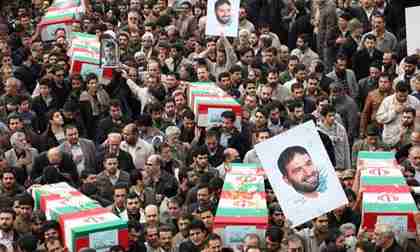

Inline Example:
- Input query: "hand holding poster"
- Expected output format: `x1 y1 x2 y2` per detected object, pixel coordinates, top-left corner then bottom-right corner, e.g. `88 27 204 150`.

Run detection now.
255 121 348 227
205 0 240 37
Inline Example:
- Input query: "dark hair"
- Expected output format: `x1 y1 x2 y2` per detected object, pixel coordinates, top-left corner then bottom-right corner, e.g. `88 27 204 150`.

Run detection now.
277 146 310 177
42 220 60 234
137 113 153 127
218 71 231 82
405 55 418 65
255 128 271 138
355 240 376 252
320 104 336 117
255 107 269 119
403 107 416 115
109 99 122 108
130 169 143 185
183 109 195 121
1 167 16 179
291 82 304 92
364 34 376 42
85 73 98 83
335 53 347 63
80 170 96 180
16 193 34 208
17 234 38 252
126 191 139 200
395 81 410 93
113 183 128 194
192 145 210 158
128 220 142 232
188 219 208 233
221 110 236 121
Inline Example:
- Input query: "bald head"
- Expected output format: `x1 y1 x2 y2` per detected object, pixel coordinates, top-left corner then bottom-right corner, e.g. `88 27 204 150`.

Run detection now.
47 147 62 165
145 204 159 225
107 133 122 154
224 148 240 162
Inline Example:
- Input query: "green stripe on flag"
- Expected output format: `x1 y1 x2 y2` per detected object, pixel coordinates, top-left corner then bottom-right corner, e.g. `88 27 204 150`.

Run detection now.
361 177 406 185
358 151 395 160
216 207 268 217
44 12 75 20
72 219 127 237
363 203 417 212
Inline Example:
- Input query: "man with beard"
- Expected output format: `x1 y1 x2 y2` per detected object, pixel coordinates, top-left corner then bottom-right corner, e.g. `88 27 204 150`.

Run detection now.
297 214 330 252
0 208 18 251
393 55 418 92
189 183 215 214
360 73 393 137
329 83 359 143
277 145 321 198
173 213 193 249
377 81 420 147
399 107 416 146
191 146 219 179
13 193 34 235
121 192 143 222
352 34 383 82
0 168 24 198
382 50 398 80
327 54 359 100
159 225 175 252
357 63 381 109
214 0 232 25
291 34 319 69
318 105 351 170
179 219 209 252
289 82 316 114
145 225 163 252
204 128 225 168
373 224 403 252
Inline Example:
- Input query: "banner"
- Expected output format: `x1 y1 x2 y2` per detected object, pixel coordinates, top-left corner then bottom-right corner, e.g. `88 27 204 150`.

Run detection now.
256 121 348 227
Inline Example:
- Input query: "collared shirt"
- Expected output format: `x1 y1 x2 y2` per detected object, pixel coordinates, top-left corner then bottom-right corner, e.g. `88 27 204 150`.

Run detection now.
0 230 14 251
108 169 120 186
70 143 85 175
120 138 154 170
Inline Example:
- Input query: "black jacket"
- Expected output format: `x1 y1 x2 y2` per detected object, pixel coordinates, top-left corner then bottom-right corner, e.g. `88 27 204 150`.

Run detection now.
31 152 79 185
352 48 383 81
31 95 60 134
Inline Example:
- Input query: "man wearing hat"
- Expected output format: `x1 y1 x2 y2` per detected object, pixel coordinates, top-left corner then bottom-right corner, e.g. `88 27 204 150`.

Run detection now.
351 124 388 168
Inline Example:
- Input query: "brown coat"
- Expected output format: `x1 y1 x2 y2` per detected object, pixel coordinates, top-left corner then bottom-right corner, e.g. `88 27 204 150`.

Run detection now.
360 89 394 136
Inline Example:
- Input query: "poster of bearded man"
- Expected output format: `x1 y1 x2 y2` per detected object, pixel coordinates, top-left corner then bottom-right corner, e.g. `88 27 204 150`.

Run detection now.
255 121 348 227
205 0 240 37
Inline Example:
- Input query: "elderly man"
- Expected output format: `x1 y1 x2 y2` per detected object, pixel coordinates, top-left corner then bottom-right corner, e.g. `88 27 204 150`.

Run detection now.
143 155 178 204
120 123 154 171
31 147 79 185
373 224 402 251
98 133 136 173
5 131 38 183
58 125 97 175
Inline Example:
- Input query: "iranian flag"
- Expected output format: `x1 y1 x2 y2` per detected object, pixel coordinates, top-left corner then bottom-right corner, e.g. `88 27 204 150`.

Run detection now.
30 182 78 209
214 163 268 229
40 191 101 221
39 0 85 41
357 151 397 170
360 167 406 187
59 208 128 252
362 185 418 234
69 33 113 80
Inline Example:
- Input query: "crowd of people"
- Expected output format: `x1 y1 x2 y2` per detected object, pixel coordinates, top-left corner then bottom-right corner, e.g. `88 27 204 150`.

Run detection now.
0 0 420 251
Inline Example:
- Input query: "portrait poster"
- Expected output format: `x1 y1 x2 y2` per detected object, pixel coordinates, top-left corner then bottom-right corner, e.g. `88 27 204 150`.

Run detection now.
100 36 119 68
255 121 348 227
205 0 240 37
